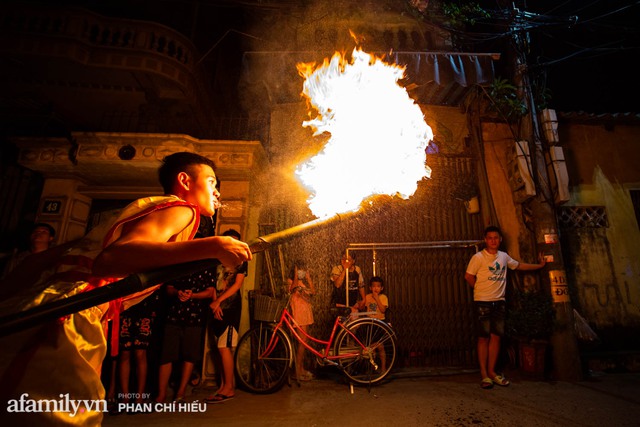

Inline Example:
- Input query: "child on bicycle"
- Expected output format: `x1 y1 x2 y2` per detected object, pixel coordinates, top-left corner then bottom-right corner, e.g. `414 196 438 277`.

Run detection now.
364 276 389 372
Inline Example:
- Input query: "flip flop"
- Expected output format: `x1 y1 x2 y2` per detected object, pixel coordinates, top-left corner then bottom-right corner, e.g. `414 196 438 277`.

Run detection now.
481 377 494 389
204 393 235 404
493 375 510 387
294 371 315 381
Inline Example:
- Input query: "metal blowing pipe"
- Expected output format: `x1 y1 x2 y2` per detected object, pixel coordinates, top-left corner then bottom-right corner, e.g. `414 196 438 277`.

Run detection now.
0 211 359 337
247 210 358 253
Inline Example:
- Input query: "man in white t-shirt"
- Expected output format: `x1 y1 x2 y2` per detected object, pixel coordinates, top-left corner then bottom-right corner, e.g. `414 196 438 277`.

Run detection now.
465 226 545 389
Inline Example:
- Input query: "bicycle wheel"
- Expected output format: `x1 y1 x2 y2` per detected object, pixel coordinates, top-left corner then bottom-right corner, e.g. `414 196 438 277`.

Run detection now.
234 324 293 394
334 318 396 385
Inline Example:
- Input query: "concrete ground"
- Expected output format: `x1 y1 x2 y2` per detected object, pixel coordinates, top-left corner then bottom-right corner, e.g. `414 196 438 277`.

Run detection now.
101 368 640 427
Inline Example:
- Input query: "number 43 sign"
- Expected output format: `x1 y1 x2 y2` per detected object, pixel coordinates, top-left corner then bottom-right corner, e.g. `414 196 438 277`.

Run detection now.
42 199 63 215
549 270 570 303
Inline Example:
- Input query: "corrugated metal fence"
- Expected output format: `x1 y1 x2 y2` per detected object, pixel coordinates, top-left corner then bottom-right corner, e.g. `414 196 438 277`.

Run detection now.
257 155 484 370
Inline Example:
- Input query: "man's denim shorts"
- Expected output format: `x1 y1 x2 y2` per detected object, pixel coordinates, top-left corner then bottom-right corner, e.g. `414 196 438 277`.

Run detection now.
474 300 506 337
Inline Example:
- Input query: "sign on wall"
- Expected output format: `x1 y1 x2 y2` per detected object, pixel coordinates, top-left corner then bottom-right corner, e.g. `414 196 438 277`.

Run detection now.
549 269 570 303
41 199 63 215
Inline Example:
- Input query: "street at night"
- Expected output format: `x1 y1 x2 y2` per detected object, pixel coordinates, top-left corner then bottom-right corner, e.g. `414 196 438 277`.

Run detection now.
100 369 640 427
1 2 639 426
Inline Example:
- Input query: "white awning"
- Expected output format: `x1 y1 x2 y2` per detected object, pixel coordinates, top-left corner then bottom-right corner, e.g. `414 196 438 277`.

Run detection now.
240 51 499 106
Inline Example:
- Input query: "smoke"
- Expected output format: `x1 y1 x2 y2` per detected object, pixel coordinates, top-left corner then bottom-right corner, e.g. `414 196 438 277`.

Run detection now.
239 1 423 212
238 0 410 117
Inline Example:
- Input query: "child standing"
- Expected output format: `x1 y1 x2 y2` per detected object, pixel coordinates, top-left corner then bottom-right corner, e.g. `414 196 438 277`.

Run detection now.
288 259 316 381
117 288 163 410
364 276 389 372
206 229 248 403
155 217 215 403
364 276 388 321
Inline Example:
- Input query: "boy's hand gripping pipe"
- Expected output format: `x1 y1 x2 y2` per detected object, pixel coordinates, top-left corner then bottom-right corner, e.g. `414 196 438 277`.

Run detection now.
0 211 358 337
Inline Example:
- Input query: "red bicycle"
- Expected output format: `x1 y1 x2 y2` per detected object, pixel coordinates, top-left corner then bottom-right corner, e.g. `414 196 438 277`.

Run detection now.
234 289 397 394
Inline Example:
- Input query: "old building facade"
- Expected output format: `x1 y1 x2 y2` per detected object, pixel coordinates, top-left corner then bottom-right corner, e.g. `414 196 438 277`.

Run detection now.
1 0 638 376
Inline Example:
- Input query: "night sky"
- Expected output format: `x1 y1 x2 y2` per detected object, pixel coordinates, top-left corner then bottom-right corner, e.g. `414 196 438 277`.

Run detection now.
10 0 640 114
477 0 640 114
94 0 640 114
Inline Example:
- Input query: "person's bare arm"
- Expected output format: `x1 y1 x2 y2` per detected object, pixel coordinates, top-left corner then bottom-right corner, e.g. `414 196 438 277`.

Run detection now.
331 266 346 288
306 270 315 294
357 285 367 309
191 287 214 299
178 287 214 302
515 253 546 271
290 267 299 292
0 239 81 299
93 206 251 277
464 272 476 287
372 293 387 314
210 272 245 319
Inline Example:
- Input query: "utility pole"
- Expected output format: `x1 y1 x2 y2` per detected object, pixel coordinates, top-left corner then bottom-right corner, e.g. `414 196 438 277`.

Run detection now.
509 3 582 381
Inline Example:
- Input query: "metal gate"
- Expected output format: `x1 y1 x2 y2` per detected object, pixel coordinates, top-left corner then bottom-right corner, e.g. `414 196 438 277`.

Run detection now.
345 242 480 369
256 155 484 370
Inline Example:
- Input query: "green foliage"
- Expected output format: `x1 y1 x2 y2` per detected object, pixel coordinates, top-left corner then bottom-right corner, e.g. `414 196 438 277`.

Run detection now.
461 78 529 127
406 1 489 28
488 78 528 121
405 1 490 50
506 289 555 342
441 1 490 27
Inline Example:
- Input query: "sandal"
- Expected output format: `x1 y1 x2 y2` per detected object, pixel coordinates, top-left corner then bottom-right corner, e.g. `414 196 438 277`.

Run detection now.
294 371 315 381
481 377 494 389
204 393 235 404
492 374 510 387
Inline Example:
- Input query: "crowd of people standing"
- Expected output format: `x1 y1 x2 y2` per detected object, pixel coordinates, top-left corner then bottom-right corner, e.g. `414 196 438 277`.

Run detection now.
102 224 249 413
0 149 556 427
0 150 397 422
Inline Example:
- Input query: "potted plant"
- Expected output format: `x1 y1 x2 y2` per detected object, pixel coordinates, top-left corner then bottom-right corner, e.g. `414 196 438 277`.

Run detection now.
506 288 555 376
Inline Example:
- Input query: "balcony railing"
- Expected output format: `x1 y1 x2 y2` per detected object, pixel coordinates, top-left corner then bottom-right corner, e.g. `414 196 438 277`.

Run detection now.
1 3 198 73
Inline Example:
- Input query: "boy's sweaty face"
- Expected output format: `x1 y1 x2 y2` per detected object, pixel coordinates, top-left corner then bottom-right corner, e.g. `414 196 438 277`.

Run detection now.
186 164 220 216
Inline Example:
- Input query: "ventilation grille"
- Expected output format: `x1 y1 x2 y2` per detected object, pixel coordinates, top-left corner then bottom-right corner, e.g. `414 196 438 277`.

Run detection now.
559 206 609 228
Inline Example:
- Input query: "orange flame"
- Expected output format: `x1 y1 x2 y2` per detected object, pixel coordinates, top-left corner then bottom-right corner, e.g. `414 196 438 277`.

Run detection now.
296 48 433 218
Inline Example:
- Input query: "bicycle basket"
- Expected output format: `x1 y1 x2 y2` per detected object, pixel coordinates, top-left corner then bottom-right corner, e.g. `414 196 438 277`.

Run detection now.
253 294 286 322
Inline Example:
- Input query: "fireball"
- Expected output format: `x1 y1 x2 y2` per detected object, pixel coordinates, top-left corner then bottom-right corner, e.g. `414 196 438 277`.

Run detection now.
296 48 433 218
